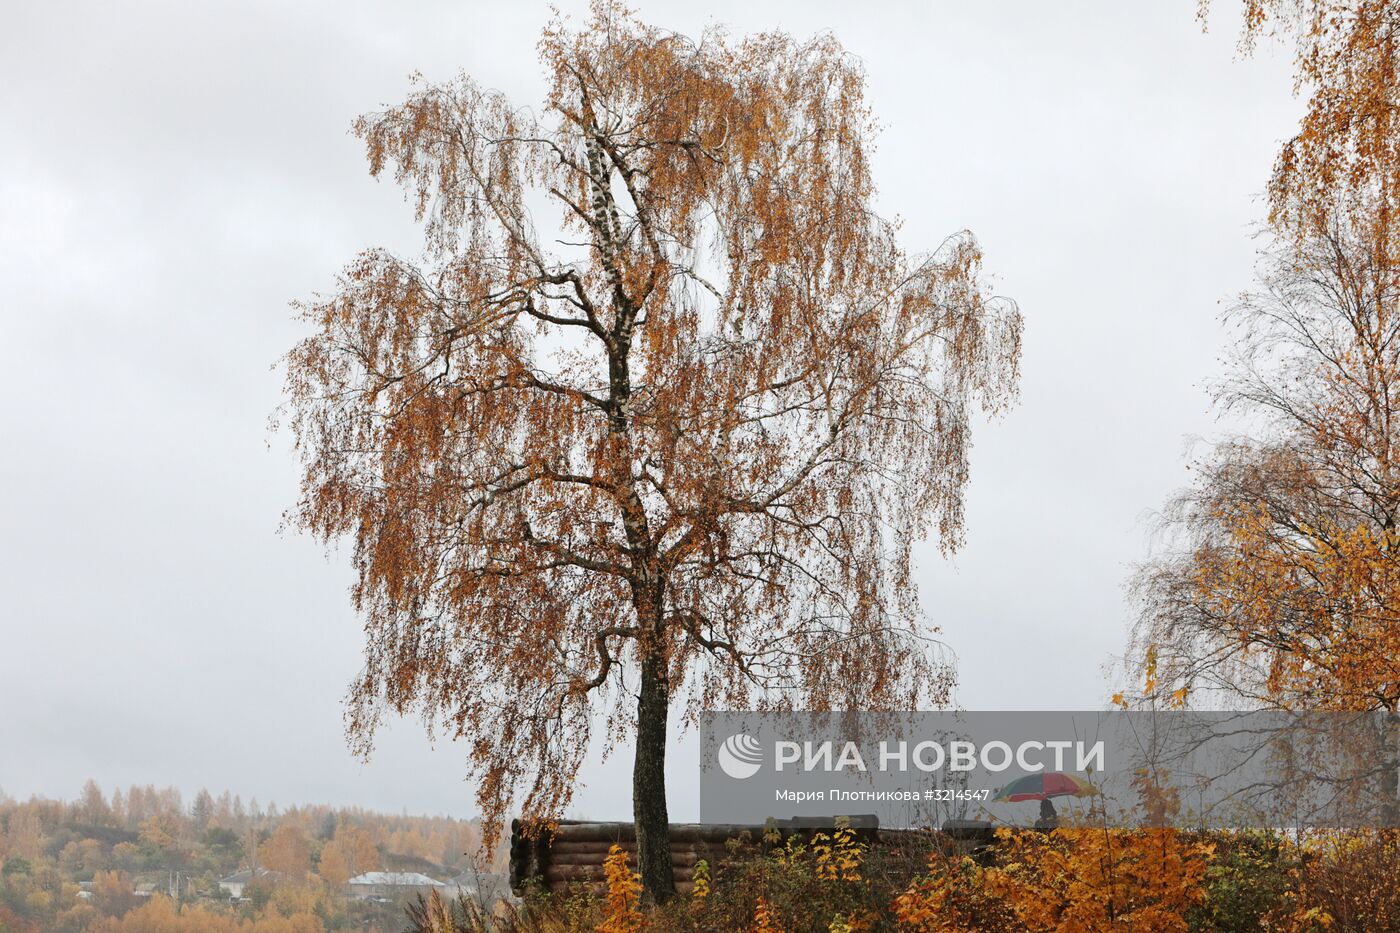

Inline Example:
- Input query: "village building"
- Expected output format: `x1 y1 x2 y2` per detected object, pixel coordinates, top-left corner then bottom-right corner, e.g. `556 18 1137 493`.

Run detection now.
216 868 270 900
347 870 449 901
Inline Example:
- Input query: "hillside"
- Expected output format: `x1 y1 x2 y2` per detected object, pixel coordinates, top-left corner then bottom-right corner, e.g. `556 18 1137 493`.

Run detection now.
0 781 504 932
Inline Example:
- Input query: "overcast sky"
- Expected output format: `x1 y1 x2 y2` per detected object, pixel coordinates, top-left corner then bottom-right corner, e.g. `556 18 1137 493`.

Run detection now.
0 1 1300 821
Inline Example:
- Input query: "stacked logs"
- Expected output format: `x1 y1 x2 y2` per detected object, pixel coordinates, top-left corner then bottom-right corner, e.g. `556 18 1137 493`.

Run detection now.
509 817 890 897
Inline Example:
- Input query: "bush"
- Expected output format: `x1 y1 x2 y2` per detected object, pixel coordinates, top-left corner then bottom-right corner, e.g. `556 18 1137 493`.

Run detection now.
1278 830 1400 932
401 826 1400 932
1188 831 1297 932
892 852 1018 932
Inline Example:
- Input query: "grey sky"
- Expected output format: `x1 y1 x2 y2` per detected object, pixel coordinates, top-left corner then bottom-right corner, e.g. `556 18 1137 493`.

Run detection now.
0 0 1298 821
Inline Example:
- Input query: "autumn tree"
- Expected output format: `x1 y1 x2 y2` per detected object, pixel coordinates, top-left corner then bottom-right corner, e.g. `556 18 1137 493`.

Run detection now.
108 789 125 829
1131 2 1400 712
138 813 183 864
76 780 112 827
1206 0 1400 241
318 825 377 885
1131 214 1400 710
90 870 139 919
191 789 215 834
259 826 311 878
283 1 1021 902
316 846 349 887
7 810 44 861
241 827 261 875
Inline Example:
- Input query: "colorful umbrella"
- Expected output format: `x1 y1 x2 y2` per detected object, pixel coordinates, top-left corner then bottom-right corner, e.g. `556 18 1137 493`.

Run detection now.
993 771 1097 802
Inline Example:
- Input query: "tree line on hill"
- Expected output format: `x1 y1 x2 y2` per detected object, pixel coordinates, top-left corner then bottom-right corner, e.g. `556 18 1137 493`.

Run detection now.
0 780 502 933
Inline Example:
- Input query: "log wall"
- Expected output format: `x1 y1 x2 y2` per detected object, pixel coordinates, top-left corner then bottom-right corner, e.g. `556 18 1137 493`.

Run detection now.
508 816 990 897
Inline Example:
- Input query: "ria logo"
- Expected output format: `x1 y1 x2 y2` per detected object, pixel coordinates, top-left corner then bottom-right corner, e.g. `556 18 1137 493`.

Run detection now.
717 733 764 780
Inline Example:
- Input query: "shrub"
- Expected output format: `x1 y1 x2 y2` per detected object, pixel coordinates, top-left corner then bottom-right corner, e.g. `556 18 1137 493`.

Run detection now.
1188 831 1297 932
600 845 643 933
1277 830 1400 932
401 825 1400 932
892 852 1018 932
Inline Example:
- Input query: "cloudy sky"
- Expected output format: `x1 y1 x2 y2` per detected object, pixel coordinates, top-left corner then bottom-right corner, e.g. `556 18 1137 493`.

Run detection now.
1 1 1299 821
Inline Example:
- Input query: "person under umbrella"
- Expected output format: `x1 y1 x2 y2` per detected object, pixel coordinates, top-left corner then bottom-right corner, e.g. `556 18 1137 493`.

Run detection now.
992 771 1097 829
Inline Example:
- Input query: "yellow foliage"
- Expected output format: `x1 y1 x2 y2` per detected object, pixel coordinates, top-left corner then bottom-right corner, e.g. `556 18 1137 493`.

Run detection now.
269 881 319 918
285 0 1021 879
260 825 311 878
892 855 1016 932
894 828 1211 933
137 814 179 854
812 820 865 883
599 844 642 933
1275 829 1400 931
690 858 710 901
750 896 784 933
316 843 350 886
986 828 1211 932
1207 0 1400 241
86 895 326 933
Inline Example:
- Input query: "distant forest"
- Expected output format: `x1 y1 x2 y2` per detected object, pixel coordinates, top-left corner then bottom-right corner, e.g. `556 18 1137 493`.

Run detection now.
0 781 503 932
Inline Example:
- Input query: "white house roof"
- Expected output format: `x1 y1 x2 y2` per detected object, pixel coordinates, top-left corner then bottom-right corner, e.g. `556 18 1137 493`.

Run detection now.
348 871 445 887
218 869 271 885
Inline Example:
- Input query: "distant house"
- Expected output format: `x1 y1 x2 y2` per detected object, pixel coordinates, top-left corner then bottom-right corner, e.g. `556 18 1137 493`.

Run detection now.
217 868 270 900
133 882 160 898
347 871 448 900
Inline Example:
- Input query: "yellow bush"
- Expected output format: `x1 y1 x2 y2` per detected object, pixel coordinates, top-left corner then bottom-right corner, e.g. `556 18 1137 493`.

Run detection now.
893 829 1212 933
986 828 1211 932
812 821 865 883
892 854 1017 932
599 844 642 933
690 858 710 901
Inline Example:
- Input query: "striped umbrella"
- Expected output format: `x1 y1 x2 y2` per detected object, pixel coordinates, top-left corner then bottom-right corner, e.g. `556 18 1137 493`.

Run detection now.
992 771 1097 802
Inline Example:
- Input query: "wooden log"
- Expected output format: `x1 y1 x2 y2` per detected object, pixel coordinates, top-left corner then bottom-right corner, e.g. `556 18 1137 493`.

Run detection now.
547 840 616 850
546 850 703 867
546 845 741 862
544 880 697 898
550 837 727 850
514 816 886 895
542 865 605 883
550 822 772 844
543 865 697 884
549 822 636 843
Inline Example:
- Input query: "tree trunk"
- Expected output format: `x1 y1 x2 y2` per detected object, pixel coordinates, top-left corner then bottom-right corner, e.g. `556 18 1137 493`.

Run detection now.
1383 709 1400 828
633 650 676 905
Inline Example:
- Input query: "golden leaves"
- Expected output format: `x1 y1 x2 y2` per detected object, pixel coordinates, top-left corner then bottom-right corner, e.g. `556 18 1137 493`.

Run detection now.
283 0 1020 848
600 844 644 933
812 821 866 883
1132 217 1400 712
896 830 1211 933
1213 1 1400 245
